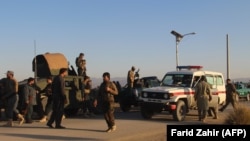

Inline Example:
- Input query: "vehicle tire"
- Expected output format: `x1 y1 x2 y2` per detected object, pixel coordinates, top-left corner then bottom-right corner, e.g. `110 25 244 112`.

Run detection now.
64 108 79 117
246 94 250 101
120 102 131 112
172 100 187 121
140 104 154 119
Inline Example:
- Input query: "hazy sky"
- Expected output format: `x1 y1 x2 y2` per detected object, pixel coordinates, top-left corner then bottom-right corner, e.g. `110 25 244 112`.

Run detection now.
0 0 249 82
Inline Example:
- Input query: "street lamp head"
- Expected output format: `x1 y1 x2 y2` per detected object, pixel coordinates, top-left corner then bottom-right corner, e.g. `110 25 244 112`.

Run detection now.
171 30 183 38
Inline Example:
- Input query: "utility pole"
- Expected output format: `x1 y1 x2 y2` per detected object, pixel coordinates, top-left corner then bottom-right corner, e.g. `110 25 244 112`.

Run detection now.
226 34 230 80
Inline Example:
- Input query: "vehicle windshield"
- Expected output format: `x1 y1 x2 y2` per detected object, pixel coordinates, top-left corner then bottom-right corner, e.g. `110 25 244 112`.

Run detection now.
161 74 193 87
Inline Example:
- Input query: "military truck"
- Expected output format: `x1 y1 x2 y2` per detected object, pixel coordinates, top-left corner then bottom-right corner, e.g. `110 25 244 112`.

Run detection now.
18 52 84 117
234 82 250 101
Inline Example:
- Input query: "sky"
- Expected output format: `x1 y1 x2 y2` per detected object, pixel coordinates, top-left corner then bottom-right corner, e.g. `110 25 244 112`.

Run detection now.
0 0 249 83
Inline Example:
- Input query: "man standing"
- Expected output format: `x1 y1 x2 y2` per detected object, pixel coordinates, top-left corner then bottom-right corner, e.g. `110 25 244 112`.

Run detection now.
194 75 212 122
75 53 86 77
94 72 118 133
127 66 136 89
0 71 19 127
82 75 94 117
219 78 237 112
47 68 68 129
24 77 37 123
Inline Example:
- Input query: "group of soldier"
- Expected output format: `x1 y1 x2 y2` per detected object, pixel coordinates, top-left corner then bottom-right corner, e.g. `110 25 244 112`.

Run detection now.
0 52 238 132
194 76 238 122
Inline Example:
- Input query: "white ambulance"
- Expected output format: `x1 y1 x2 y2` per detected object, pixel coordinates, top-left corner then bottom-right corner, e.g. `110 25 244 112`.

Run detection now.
139 65 226 121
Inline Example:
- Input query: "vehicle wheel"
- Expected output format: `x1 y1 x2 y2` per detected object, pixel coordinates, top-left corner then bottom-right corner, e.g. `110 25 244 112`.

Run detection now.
64 108 79 117
140 104 154 119
246 94 250 101
172 100 187 121
120 102 131 112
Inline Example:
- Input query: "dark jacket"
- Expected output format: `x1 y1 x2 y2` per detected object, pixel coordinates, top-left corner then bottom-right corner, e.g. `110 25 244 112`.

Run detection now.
51 75 66 101
0 78 17 99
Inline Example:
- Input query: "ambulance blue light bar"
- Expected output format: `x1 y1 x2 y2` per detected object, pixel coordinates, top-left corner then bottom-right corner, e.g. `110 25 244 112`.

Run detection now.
177 65 203 70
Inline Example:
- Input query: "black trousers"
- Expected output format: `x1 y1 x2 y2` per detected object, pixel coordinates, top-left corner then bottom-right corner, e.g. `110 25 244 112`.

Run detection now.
47 100 64 126
44 99 53 116
5 95 17 119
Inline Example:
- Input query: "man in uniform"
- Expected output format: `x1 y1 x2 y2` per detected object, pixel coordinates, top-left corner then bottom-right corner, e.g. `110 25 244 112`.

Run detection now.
82 75 94 117
75 53 86 77
47 68 68 129
194 75 212 122
219 78 237 112
94 72 118 133
127 66 136 89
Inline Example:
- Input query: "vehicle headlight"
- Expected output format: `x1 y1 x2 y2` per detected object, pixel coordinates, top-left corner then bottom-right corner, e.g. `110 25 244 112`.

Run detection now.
164 94 169 99
143 92 148 98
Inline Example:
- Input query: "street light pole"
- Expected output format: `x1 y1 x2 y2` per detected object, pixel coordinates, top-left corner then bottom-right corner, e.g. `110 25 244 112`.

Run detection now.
171 30 195 71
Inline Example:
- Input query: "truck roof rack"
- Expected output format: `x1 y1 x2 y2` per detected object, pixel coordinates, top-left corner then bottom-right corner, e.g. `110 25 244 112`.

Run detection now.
177 65 203 70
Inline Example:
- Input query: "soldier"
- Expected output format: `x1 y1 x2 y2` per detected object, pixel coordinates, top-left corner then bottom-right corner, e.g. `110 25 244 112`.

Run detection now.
47 68 68 129
219 78 237 112
94 72 118 132
127 66 136 89
194 75 212 122
24 77 37 123
82 75 94 117
75 53 87 77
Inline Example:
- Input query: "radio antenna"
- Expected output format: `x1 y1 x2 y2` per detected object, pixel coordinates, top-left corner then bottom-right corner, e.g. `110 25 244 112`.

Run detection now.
34 40 37 83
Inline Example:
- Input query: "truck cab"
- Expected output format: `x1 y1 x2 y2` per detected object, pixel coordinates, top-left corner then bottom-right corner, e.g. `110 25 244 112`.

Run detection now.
139 65 226 121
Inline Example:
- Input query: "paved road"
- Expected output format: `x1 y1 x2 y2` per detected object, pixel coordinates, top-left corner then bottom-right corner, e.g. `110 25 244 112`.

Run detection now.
0 101 249 141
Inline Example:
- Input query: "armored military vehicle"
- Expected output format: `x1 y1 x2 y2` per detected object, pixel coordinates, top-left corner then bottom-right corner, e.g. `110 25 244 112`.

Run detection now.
18 52 84 117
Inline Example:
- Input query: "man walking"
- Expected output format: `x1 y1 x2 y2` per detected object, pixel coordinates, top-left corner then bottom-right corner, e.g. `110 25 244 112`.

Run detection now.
24 77 37 123
0 71 20 127
39 76 53 122
94 72 118 132
194 75 212 122
219 78 237 112
47 68 68 129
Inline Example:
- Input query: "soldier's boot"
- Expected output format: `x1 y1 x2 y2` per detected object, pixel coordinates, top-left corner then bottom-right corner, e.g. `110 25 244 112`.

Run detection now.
39 116 47 123
3 119 13 127
17 114 25 125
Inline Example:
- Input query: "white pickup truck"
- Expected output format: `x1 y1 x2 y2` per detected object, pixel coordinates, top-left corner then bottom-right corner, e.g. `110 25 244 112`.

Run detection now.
139 66 226 121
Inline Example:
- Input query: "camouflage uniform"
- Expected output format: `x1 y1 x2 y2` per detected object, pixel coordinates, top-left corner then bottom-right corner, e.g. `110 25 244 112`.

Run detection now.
127 66 135 88
96 72 118 132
